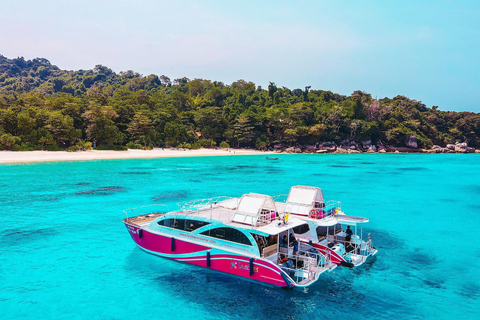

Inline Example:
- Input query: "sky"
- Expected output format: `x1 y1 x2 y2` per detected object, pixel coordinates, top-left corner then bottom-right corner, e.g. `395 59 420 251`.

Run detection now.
1 0 479 112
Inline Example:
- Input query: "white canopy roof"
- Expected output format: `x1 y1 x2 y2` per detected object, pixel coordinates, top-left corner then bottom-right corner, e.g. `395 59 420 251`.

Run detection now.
256 217 308 235
232 193 277 225
284 185 324 216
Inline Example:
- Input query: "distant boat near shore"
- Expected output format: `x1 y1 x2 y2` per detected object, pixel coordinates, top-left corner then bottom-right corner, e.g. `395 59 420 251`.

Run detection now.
266 157 279 160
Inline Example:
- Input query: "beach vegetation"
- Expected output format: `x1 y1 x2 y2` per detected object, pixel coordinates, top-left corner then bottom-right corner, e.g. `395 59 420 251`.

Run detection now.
198 139 217 148
95 144 128 151
0 55 479 151
220 141 230 149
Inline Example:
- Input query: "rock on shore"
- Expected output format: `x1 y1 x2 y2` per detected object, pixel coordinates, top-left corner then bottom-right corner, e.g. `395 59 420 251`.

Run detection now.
273 140 479 154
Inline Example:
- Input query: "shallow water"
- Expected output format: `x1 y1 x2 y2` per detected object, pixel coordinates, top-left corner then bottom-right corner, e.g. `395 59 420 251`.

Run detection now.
1 154 479 319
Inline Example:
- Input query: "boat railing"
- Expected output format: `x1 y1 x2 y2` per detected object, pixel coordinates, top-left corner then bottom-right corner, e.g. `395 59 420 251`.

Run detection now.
272 194 288 203
334 233 376 265
255 210 279 227
308 200 342 220
359 234 376 258
207 207 236 222
278 247 330 285
123 204 170 220
174 196 237 221
326 200 341 211
177 196 233 212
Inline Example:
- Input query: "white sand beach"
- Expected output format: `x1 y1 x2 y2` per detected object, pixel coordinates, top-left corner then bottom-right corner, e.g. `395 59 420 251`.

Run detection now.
0 148 274 164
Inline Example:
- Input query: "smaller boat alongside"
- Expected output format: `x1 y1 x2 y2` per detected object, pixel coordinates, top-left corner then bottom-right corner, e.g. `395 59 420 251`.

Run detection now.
275 186 377 268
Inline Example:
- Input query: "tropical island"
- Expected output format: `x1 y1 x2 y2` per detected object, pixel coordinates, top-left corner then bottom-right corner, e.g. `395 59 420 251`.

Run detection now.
1 54 479 154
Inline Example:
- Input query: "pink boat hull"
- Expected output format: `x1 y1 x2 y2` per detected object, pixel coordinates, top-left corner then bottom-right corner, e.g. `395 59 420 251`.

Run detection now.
125 222 293 288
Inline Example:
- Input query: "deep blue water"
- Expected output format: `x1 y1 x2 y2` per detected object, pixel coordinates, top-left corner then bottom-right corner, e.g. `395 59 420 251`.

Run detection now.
1 154 479 320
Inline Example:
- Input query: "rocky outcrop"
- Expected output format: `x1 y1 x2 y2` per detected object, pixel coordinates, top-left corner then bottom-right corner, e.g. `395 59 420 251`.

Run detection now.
286 146 303 153
318 142 337 152
273 144 283 150
362 140 377 152
405 136 418 148
393 147 424 153
277 140 479 154
454 142 467 153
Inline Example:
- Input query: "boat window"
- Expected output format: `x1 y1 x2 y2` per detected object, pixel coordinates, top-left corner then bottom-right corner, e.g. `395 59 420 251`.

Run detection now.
185 219 210 231
201 227 252 246
158 218 210 232
316 226 328 236
316 223 343 236
293 224 310 234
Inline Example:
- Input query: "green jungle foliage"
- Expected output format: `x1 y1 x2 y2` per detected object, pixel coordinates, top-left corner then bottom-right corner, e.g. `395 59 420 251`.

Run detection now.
1 55 479 151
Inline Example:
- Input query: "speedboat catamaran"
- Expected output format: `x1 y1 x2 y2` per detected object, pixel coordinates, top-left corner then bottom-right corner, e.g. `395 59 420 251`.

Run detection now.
275 186 377 268
123 193 336 289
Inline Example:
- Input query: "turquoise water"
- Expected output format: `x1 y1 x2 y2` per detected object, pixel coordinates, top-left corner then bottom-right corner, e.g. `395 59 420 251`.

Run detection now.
1 154 479 320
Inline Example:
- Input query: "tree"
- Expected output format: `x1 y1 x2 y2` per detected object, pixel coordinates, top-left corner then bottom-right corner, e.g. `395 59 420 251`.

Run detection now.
17 110 36 136
44 111 78 146
164 121 188 146
219 141 230 148
233 114 255 147
127 111 153 146
0 108 18 135
268 82 277 101
83 103 124 145
160 75 171 87
0 132 20 149
194 107 224 140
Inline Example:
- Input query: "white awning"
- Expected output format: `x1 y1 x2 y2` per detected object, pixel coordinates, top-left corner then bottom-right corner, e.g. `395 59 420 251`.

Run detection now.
232 193 277 225
257 217 308 235
284 185 324 216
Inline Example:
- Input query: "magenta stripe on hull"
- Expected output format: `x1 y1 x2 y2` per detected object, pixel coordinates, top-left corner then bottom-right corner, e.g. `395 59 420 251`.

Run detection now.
125 223 292 288
311 243 345 265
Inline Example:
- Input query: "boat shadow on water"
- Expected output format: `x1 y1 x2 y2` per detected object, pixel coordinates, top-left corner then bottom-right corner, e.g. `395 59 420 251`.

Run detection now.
123 248 408 320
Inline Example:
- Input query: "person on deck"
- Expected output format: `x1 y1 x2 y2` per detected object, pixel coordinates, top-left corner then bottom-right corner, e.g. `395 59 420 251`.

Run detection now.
345 226 353 243
289 233 295 245
280 235 288 247
293 238 299 256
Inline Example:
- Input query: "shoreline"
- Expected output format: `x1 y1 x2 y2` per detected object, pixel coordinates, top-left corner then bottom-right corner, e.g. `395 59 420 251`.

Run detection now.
1 148 477 165
0 148 274 164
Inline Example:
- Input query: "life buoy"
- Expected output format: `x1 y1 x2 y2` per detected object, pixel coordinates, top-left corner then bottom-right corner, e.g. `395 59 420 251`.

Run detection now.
309 209 324 219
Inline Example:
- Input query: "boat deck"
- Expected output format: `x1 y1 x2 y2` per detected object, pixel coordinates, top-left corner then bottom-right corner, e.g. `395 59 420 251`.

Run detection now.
182 203 237 225
124 212 164 227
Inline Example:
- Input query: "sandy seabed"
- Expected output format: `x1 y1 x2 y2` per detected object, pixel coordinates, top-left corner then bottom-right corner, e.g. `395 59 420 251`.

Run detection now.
0 148 273 164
